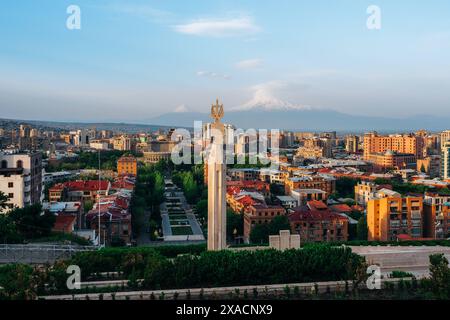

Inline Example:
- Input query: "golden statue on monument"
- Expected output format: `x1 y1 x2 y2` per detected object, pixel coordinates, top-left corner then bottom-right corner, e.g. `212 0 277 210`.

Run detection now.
211 98 224 124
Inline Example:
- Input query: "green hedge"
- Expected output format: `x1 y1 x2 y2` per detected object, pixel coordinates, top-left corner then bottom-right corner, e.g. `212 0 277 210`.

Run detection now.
69 244 207 277
140 246 365 290
67 244 364 290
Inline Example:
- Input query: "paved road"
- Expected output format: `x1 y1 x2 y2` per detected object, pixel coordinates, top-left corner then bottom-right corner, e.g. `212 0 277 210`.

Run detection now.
349 245 450 277
136 209 152 245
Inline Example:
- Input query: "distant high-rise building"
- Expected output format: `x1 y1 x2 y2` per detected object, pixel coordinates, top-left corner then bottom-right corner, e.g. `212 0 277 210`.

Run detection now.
74 129 89 147
297 137 332 158
112 135 131 151
18 124 32 150
345 135 360 153
363 132 425 162
440 130 450 151
441 141 450 180
417 155 441 178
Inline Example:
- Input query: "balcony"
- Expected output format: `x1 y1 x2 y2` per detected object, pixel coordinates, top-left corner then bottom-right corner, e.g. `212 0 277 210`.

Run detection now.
0 167 24 175
411 211 421 220
412 221 421 227
390 221 400 228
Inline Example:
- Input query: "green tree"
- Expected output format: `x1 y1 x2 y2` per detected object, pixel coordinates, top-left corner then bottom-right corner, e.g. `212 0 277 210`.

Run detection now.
335 177 360 199
249 224 270 244
84 200 94 213
9 204 55 239
357 216 368 240
429 253 450 299
0 264 36 300
268 215 291 236
195 199 208 222
249 215 291 244
152 172 165 206
0 214 20 243
0 191 9 210
227 210 243 240
270 183 285 196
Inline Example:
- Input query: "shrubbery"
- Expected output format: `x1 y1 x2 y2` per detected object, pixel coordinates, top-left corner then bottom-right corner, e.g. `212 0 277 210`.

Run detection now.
65 245 365 290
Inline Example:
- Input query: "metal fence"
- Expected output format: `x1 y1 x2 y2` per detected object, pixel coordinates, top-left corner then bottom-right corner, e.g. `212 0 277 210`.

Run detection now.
0 244 98 264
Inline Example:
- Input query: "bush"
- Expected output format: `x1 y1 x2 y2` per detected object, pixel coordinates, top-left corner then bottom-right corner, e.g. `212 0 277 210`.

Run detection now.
140 246 364 290
390 270 414 278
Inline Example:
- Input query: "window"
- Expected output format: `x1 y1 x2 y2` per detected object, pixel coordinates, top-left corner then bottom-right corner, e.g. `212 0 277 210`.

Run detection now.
1 160 7 169
8 182 13 188
16 160 23 169
8 193 14 199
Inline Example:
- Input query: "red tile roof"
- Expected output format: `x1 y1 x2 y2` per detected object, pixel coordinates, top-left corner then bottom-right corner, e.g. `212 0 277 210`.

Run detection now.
64 180 110 192
307 200 328 210
289 207 348 223
53 215 76 233
49 183 65 192
329 204 352 213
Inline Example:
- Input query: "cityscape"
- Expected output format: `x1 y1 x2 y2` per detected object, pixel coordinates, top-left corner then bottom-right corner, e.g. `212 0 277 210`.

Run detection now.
0 0 449 314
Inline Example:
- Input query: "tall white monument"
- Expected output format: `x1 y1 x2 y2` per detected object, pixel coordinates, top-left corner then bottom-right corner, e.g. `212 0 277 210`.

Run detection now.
207 99 227 251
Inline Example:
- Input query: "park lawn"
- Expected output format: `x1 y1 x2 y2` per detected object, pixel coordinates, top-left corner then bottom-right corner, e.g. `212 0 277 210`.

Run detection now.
171 226 193 235
170 220 190 226
169 214 187 219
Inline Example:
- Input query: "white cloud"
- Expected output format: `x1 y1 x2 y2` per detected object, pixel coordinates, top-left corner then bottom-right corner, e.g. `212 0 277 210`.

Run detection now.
196 71 230 80
102 4 174 23
173 17 260 37
231 81 312 111
174 104 188 113
235 59 263 70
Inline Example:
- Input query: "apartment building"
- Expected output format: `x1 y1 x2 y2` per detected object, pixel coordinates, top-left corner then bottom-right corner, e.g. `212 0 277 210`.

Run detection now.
417 155 441 178
284 174 335 196
296 137 333 159
363 132 426 160
423 192 450 239
440 130 450 150
355 181 400 207
345 135 360 153
367 196 424 241
50 180 111 203
441 141 450 180
243 204 286 242
112 135 132 151
227 168 260 181
365 150 417 170
0 151 43 213
117 155 137 176
288 203 349 243
355 181 378 206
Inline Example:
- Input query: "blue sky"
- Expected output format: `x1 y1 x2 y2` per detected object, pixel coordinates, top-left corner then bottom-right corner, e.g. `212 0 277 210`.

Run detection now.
1 0 450 122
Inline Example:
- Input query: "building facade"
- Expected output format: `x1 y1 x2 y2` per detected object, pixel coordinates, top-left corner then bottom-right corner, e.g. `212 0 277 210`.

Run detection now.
441 141 450 180
0 151 43 213
367 196 424 241
117 155 137 176
363 132 425 161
